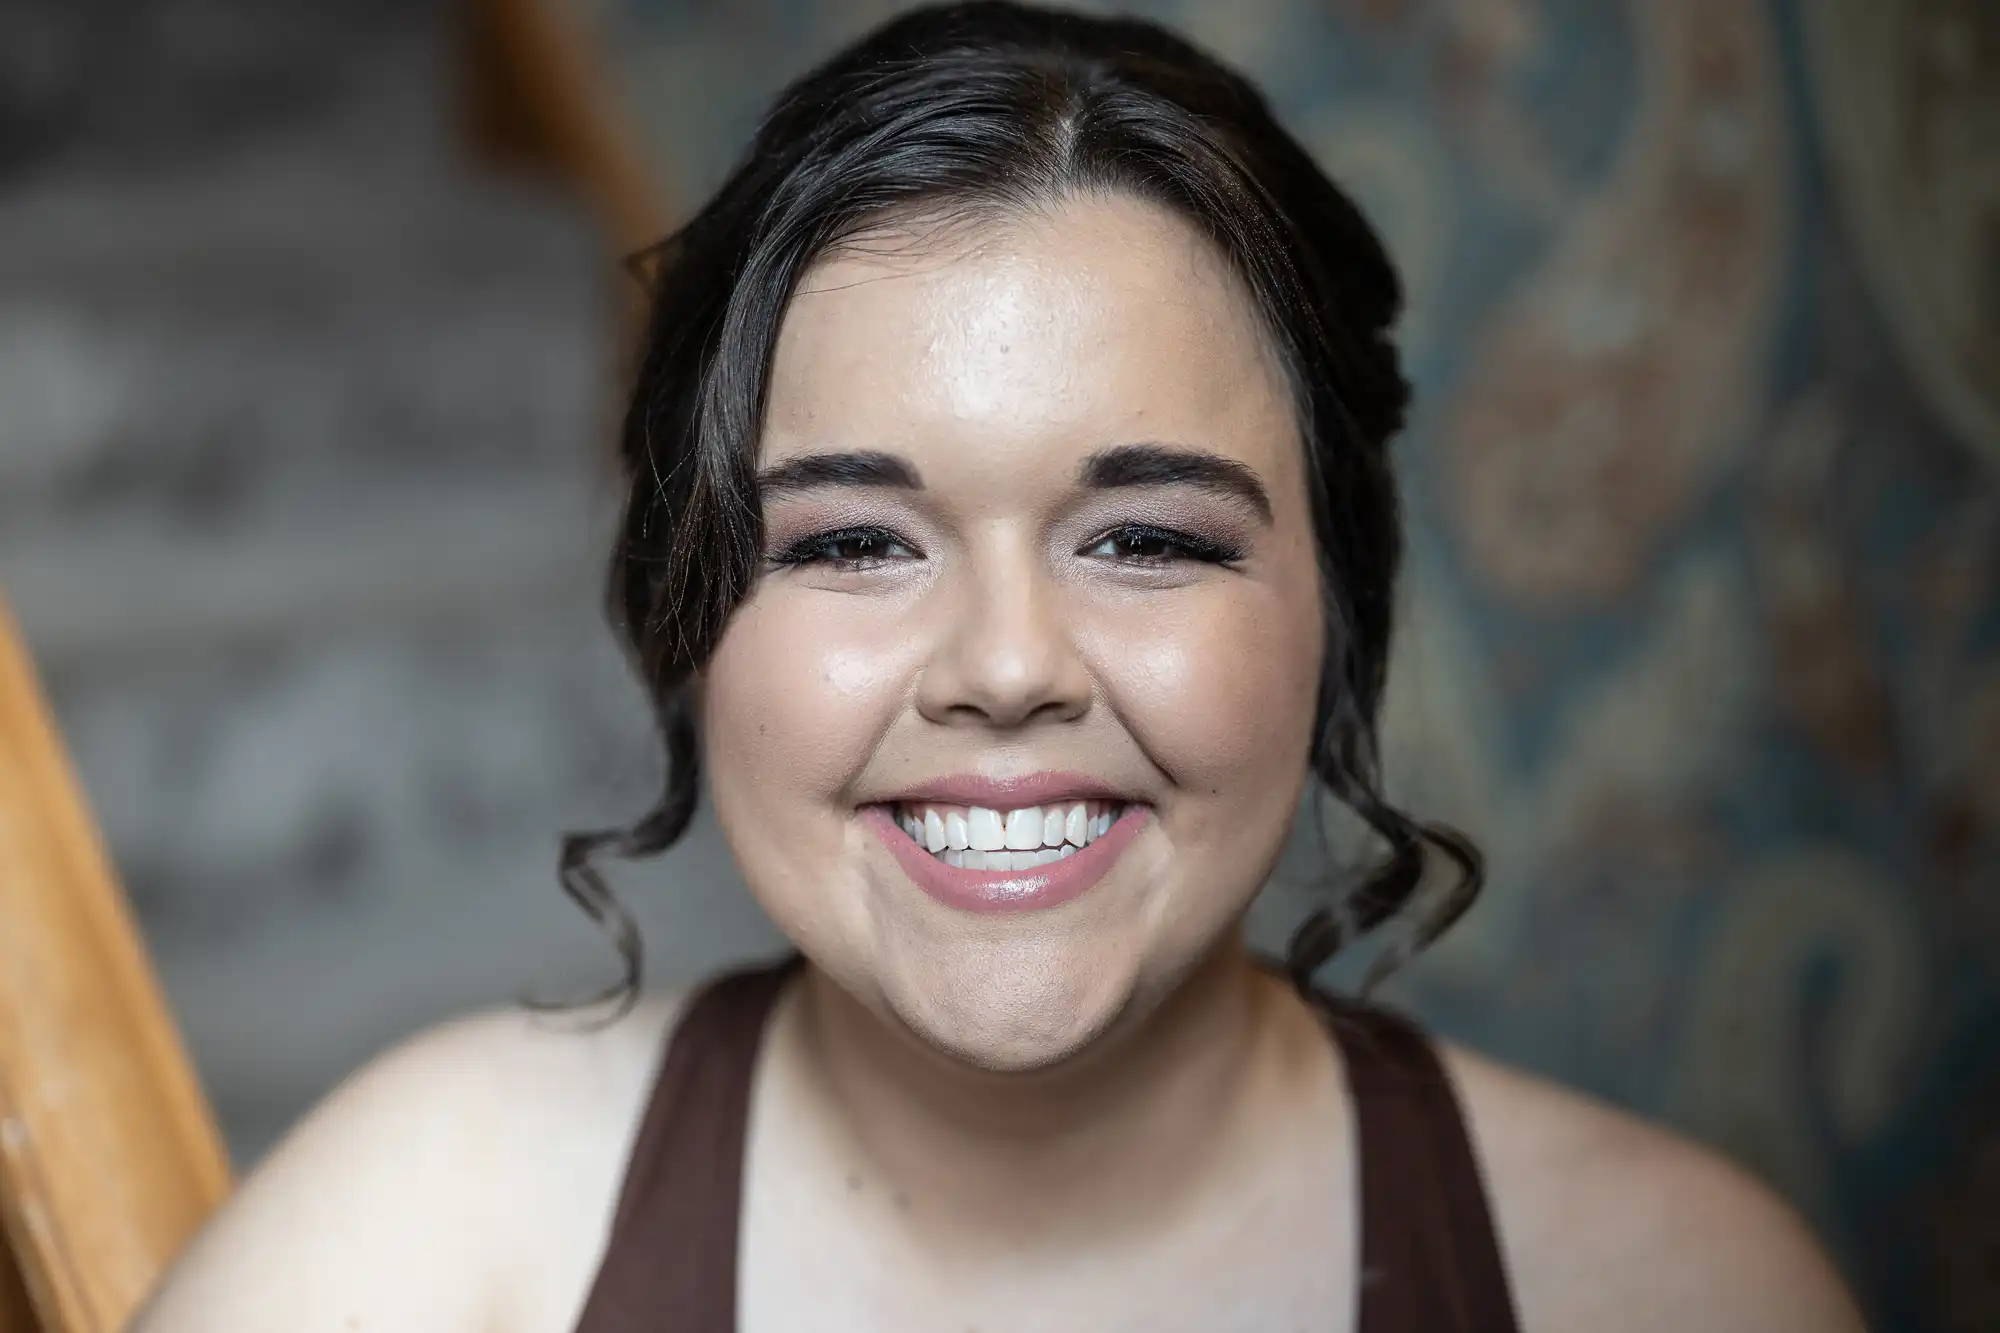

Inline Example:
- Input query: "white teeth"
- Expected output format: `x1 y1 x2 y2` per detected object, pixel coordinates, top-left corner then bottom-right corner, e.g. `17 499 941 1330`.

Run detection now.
968 807 1006 851
898 801 1126 868
1004 808 1042 850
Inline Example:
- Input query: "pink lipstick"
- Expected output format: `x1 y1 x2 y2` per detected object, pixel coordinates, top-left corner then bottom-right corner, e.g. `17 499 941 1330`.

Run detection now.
860 775 1149 913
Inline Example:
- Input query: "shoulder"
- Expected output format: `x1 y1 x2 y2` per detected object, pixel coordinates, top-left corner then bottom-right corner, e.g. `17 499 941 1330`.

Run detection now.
135 987 693 1333
1438 1044 1868 1333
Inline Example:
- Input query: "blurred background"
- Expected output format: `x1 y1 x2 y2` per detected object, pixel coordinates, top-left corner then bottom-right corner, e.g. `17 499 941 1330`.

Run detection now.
1 0 1995 1329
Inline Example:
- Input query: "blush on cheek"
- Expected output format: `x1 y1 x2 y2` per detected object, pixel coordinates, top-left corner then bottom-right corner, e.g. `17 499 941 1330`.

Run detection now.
700 596 920 812
1097 595 1321 796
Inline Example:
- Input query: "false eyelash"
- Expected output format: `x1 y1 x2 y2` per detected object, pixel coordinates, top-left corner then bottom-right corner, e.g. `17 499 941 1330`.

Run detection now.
765 525 915 569
1089 522 1248 567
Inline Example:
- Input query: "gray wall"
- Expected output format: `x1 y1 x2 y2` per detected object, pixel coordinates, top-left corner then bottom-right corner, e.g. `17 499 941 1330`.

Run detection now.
0 0 789 1160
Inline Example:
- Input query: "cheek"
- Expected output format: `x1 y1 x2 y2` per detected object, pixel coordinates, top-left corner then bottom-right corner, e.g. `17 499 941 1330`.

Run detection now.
701 591 920 821
1080 577 1321 803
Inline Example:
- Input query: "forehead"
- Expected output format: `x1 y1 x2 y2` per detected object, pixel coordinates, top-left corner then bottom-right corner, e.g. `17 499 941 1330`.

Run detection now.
761 193 1299 482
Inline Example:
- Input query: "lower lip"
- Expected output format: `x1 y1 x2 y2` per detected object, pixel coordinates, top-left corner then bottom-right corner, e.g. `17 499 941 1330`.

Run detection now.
862 805 1149 914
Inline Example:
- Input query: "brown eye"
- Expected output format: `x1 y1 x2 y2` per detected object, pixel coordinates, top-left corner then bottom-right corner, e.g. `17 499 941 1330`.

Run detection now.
827 532 893 561
1101 530 1175 560
770 526 919 570
1081 523 1245 567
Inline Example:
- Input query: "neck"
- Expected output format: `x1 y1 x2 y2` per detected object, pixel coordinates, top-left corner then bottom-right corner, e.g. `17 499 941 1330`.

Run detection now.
780 936 1298 1253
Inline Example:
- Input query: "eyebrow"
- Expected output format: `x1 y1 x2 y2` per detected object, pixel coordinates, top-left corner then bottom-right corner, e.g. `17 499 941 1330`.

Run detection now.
753 441 1274 522
755 450 924 497
1079 443 1273 522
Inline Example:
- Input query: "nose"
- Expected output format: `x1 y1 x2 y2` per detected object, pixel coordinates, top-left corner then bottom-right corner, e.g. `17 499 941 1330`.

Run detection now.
915 535 1093 730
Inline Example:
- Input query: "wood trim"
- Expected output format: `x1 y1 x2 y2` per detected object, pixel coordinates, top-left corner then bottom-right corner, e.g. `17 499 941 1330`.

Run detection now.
461 0 671 254
0 594 231 1333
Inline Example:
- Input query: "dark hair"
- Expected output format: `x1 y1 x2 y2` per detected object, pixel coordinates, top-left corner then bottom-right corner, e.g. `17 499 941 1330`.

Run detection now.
556 0 1481 1013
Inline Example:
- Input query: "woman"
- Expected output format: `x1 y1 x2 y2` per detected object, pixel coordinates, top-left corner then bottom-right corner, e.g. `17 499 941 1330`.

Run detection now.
137 5 1865 1330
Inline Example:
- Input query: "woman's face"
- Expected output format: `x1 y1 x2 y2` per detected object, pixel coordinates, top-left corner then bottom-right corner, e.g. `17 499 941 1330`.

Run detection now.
701 193 1324 1070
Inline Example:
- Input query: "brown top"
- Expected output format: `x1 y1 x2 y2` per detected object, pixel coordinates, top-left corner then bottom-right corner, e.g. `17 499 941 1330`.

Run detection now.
572 954 1521 1333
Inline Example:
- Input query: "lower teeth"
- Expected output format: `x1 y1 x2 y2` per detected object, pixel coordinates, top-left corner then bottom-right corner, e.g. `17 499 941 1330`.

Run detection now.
945 845 1079 871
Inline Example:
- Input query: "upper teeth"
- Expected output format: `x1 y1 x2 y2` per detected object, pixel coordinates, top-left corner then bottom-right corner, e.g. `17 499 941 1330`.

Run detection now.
897 801 1119 870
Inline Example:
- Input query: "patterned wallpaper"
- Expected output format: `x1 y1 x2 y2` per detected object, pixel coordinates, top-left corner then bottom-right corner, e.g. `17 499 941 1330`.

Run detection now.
599 2 2000 1329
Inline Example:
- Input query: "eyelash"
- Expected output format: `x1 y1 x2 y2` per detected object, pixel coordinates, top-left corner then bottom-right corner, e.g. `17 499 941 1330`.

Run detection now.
767 526 916 570
767 522 1245 571
1081 522 1246 568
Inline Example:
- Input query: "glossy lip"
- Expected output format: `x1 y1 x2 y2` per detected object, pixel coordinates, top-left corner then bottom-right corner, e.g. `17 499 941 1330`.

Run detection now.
861 801 1150 915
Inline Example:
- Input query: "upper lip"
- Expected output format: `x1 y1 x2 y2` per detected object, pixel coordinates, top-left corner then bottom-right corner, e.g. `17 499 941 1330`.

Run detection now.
874 770 1143 808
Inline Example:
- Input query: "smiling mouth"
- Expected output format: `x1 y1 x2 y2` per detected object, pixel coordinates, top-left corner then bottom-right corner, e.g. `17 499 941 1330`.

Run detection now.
890 800 1128 870
864 797 1145 914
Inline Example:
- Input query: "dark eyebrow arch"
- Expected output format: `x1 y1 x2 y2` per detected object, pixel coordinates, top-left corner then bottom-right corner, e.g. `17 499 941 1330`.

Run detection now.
1078 443 1273 522
755 450 925 497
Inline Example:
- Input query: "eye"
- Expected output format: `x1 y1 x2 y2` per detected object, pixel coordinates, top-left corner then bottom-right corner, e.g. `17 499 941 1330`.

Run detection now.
769 525 919 571
1080 523 1245 567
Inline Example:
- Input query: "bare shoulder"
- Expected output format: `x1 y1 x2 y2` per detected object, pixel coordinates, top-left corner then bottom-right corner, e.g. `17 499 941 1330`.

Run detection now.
134 987 691 1333
1438 1044 1868 1333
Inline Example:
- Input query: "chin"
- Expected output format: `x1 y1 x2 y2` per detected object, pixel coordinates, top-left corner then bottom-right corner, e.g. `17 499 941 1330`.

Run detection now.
875 931 1142 1073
